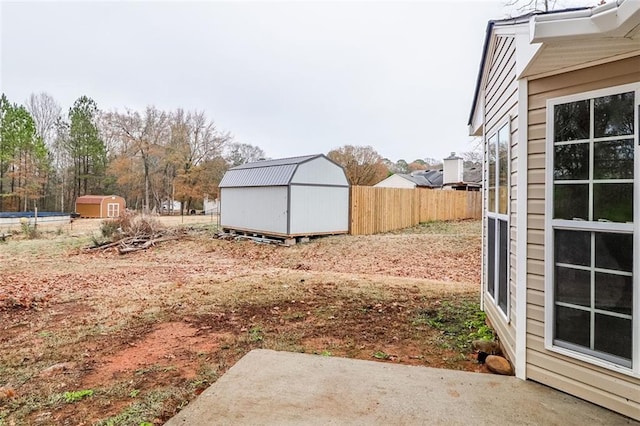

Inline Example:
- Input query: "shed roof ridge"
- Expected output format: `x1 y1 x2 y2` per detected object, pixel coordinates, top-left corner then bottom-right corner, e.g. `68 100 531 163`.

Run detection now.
230 154 323 170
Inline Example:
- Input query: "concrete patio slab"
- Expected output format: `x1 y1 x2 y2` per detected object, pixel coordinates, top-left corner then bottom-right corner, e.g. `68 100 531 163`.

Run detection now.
165 349 637 425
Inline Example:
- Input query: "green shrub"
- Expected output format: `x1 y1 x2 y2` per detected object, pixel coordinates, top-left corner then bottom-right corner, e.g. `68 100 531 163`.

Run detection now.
20 218 40 239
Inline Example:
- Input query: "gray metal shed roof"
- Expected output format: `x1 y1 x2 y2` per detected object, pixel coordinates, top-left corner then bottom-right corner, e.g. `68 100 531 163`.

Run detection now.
229 155 319 170
219 154 322 188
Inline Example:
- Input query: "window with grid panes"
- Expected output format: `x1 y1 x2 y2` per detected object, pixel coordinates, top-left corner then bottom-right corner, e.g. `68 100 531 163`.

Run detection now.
549 85 638 370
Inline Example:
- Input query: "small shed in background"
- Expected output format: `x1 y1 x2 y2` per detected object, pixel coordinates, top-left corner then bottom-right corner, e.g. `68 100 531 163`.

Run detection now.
219 154 350 238
75 195 126 218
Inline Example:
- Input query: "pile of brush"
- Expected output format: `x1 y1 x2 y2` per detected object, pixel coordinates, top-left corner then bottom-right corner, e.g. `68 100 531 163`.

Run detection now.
87 211 184 255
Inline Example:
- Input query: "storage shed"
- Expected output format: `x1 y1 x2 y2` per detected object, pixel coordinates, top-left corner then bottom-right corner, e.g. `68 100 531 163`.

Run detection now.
75 195 126 218
469 1 640 420
219 154 350 238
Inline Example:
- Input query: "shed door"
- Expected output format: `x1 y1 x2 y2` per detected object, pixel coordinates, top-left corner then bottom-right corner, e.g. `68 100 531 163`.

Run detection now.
107 203 120 218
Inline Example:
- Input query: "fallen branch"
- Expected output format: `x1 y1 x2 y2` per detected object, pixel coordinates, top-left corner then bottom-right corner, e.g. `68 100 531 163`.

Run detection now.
117 235 180 254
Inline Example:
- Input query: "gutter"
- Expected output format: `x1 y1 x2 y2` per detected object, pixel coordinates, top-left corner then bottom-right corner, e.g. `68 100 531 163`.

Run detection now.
531 0 640 42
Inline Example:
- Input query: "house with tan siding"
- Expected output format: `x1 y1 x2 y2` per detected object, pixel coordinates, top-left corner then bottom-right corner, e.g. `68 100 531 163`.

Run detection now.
469 1 640 420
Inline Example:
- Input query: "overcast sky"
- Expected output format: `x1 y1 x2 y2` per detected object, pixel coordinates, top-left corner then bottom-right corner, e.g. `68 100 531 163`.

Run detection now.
1 0 592 163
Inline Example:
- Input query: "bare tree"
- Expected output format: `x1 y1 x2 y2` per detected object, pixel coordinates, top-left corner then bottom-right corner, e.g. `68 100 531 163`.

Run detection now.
96 111 125 160
170 109 232 212
423 157 443 170
108 107 170 213
327 145 388 186
25 92 61 148
505 0 594 14
52 118 72 211
225 142 266 166
24 93 63 210
462 140 483 164
505 0 553 12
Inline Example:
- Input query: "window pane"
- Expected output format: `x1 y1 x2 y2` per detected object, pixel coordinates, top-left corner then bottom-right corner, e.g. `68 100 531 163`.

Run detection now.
594 139 634 179
487 218 495 298
555 229 590 266
595 273 633 315
488 188 496 213
594 92 634 138
554 100 589 141
554 184 588 220
594 314 632 360
555 306 590 348
498 135 508 214
593 183 633 223
595 232 633 272
498 187 508 215
488 135 497 213
498 219 508 313
554 143 589 180
556 266 590 308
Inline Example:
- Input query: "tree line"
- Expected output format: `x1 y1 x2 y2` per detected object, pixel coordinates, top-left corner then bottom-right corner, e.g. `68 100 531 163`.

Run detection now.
0 92 480 213
0 93 265 213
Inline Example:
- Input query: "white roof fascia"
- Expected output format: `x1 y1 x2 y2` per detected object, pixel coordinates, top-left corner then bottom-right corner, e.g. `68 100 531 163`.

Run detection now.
515 24 541 79
531 0 640 42
468 96 484 136
469 20 530 136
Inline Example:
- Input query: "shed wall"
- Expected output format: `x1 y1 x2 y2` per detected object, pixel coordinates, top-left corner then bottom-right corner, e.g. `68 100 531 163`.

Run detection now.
102 198 125 218
77 204 101 218
482 34 518 365
526 55 640 420
292 157 349 186
220 187 288 235
289 186 349 235
75 196 125 218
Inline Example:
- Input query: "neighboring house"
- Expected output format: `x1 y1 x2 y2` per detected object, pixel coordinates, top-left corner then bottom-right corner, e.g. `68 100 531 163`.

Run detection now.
75 195 125 218
374 169 443 189
469 2 639 420
203 196 220 215
161 200 181 213
219 154 350 238
376 152 480 190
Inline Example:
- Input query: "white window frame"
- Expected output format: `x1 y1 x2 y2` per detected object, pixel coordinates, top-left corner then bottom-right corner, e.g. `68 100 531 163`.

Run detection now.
485 120 511 321
107 203 119 218
544 82 640 377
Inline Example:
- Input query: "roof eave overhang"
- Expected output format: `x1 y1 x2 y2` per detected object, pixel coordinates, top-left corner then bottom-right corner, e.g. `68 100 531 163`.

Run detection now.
470 1 640 134
468 19 532 134
521 1 640 78
468 100 484 136
530 0 640 43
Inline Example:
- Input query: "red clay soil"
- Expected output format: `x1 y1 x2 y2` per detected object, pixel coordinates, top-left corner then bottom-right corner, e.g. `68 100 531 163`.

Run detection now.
0 220 485 425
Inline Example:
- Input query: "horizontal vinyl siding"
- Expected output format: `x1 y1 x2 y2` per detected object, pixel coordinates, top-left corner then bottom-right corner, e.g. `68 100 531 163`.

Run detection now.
526 55 640 420
483 35 518 364
527 364 640 420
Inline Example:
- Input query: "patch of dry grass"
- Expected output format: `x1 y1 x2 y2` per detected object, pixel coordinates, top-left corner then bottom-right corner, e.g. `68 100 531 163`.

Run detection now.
0 220 484 425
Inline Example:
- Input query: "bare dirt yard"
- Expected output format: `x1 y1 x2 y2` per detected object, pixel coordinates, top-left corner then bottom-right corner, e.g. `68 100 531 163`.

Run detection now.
0 218 484 425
